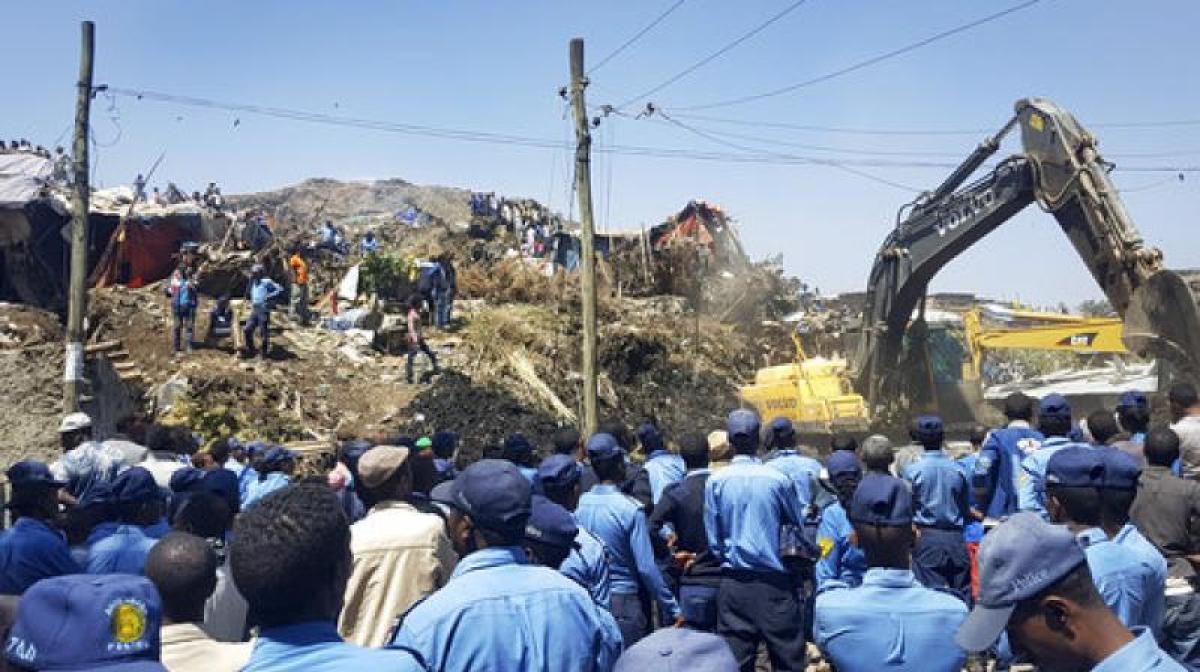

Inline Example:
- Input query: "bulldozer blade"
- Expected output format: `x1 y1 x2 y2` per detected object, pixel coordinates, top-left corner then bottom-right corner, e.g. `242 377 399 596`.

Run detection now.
1123 270 1200 384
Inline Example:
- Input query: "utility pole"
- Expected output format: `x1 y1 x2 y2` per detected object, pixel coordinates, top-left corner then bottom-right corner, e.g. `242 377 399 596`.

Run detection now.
570 38 598 436
64 21 94 413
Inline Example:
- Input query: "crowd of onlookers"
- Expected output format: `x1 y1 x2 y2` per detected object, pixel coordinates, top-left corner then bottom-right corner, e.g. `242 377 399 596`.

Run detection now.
0 381 1198 670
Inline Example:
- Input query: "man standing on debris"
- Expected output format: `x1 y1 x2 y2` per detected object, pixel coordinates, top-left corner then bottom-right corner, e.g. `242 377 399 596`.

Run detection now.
437 253 457 328
339 445 457 647
900 415 974 605
360 231 380 256
405 293 439 384
166 261 200 355
704 410 808 670
287 247 310 327
243 264 284 360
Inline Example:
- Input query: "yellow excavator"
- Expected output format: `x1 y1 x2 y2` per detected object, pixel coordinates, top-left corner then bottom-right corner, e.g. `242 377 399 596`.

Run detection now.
962 306 1128 383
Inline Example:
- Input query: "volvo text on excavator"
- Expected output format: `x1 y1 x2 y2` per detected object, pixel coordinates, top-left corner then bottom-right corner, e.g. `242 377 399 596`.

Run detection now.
851 98 1200 421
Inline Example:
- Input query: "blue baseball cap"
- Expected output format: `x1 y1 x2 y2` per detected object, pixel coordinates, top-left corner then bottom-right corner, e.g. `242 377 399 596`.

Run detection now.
586 433 623 461
261 446 297 468
5 574 166 671
1045 446 1106 488
849 473 912 527
503 433 534 460
537 454 581 491
726 409 761 440
1099 447 1141 490
6 460 66 490
826 450 861 479
76 481 116 514
1039 393 1072 419
451 459 532 532
765 417 796 448
168 467 206 494
955 512 1087 652
1118 390 1149 410
430 480 459 509
524 495 578 549
245 441 269 457
614 627 738 672
113 467 164 505
912 415 944 442
636 423 666 453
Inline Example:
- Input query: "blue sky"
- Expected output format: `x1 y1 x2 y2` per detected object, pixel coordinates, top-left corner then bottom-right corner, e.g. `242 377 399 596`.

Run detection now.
5 0 1199 306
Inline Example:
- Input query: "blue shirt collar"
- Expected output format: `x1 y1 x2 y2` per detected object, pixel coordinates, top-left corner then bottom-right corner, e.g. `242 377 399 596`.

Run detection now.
686 468 710 477
452 546 528 580
590 483 620 495
259 620 342 646
861 568 918 588
731 455 761 465
647 450 671 460
1077 527 1110 546
1093 627 1167 671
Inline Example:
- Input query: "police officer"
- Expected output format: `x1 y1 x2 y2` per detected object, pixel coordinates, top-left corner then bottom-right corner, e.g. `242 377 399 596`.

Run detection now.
1044 446 1159 629
704 409 807 671
634 422 685 506
1112 390 1151 464
1097 447 1166 632
0 461 79 594
392 460 622 670
650 432 722 631
974 392 1043 517
765 417 822 509
576 434 680 646
955 512 1184 671
815 450 868 591
901 415 973 604
1018 393 1079 519
86 466 164 574
814 472 968 671
537 453 613 610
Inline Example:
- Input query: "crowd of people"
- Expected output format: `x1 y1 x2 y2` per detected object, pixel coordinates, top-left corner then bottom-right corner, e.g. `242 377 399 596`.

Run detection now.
470 192 563 259
1 382 1200 671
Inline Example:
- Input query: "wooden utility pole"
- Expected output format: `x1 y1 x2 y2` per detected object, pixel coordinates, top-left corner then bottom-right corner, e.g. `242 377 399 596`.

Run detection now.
569 38 598 436
64 21 94 413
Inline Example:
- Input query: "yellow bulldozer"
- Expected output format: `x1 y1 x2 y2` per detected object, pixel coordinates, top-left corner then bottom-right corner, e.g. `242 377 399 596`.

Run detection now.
739 335 870 434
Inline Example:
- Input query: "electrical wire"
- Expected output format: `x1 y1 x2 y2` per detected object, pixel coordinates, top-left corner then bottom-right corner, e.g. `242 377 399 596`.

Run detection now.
672 0 1042 111
615 0 810 110
588 0 689 75
1120 173 1185 193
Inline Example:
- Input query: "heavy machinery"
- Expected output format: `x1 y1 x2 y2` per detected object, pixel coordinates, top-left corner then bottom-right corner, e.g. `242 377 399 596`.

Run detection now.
962 305 1128 384
739 335 870 434
851 98 1200 422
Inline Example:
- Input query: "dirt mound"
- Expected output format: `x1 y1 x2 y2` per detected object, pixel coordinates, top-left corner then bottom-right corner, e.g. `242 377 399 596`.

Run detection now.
0 303 66 462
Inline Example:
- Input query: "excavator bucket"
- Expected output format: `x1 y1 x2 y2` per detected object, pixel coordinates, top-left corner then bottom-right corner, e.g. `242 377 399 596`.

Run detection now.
1123 270 1200 384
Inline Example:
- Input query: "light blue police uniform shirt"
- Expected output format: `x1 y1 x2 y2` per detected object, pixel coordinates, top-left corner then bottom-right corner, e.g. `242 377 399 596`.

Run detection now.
244 620 424 672
814 568 968 672
767 449 823 508
85 524 157 575
815 501 868 591
576 484 680 619
1078 527 1159 630
243 472 291 509
704 455 804 574
1017 437 1077 519
1115 523 1168 632
559 525 613 611
643 450 686 505
902 450 971 529
1093 626 1186 671
390 546 623 672
249 278 283 308
0 518 81 595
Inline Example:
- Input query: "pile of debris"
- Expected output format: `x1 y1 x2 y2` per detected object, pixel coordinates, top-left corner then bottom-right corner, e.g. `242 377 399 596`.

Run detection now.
0 303 65 460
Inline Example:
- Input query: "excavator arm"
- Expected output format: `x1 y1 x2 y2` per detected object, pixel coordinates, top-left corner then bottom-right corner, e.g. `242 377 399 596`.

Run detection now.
853 97 1200 415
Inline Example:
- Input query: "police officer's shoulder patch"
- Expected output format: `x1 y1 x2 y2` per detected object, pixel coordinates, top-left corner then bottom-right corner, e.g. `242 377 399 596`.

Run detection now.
818 537 834 559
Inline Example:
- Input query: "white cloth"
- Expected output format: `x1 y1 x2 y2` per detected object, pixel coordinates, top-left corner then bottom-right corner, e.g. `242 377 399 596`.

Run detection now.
159 622 252 672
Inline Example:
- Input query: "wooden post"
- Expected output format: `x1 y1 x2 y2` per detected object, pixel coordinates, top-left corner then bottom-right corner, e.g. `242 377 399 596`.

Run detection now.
570 38 598 437
64 21 94 413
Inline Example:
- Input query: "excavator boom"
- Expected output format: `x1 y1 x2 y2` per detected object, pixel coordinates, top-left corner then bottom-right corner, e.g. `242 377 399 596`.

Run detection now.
853 98 1200 416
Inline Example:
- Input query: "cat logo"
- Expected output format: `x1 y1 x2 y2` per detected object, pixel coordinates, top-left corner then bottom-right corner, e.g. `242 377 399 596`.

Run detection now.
818 537 834 559
110 601 147 645
1057 332 1097 348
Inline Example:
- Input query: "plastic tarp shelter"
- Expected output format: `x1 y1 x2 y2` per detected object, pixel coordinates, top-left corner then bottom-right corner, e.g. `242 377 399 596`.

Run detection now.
0 154 52 208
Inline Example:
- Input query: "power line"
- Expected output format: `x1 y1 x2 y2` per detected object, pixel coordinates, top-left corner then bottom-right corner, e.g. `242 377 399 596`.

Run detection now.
104 85 1200 177
615 0 811 110
647 117 968 157
673 0 1043 111
588 0 689 75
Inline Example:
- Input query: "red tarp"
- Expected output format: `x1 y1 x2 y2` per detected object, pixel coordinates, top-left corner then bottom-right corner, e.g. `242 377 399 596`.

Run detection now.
90 218 195 288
